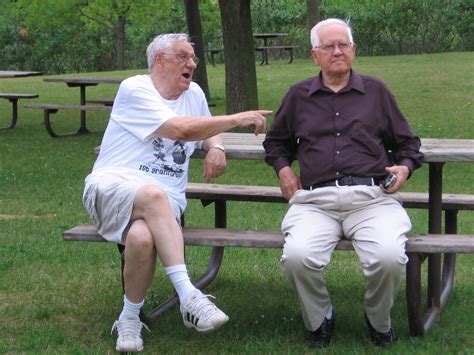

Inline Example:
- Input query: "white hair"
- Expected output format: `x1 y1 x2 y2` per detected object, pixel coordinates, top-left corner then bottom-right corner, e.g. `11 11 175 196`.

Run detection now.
310 18 354 48
146 33 190 71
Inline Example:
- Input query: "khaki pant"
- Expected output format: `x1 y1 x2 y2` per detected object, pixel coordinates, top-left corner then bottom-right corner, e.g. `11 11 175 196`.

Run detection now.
281 186 410 333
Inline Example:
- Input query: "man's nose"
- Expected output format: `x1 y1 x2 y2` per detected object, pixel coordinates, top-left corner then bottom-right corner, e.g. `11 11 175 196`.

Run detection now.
333 44 344 54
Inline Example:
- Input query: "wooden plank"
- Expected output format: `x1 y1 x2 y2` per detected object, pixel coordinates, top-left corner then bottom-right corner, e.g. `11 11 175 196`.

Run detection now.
85 99 114 106
63 224 474 253
212 133 474 163
93 133 474 162
24 103 112 111
0 93 39 99
0 70 42 78
185 183 474 210
255 46 299 50
44 77 124 85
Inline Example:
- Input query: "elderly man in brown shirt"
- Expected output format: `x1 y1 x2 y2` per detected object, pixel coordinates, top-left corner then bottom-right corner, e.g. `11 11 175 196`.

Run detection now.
263 18 423 348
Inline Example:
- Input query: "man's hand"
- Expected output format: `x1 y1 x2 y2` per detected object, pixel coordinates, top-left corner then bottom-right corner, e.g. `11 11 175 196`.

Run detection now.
234 110 272 135
381 165 410 193
203 147 226 182
278 166 301 200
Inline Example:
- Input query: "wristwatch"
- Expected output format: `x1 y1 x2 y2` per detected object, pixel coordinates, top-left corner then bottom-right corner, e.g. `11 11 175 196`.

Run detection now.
210 144 225 153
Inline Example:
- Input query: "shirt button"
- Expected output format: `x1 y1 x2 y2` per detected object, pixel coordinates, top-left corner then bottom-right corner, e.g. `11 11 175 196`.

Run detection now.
336 150 340 155
336 171 340 176
335 112 340 116
336 132 341 136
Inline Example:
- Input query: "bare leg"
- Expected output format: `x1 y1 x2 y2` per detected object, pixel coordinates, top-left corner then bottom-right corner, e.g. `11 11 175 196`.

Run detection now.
131 185 185 266
120 184 228 335
123 219 156 303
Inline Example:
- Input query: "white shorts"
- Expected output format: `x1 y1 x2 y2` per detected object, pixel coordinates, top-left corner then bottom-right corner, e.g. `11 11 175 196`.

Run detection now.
82 169 182 244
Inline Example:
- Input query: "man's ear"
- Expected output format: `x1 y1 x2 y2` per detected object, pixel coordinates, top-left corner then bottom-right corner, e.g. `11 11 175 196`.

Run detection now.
154 53 163 67
351 43 357 56
310 48 320 66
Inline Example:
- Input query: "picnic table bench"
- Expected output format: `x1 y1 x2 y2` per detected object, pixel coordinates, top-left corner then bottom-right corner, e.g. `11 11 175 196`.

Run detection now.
0 93 39 129
24 103 112 138
64 133 474 336
28 77 124 136
255 45 299 64
253 33 298 65
206 48 224 66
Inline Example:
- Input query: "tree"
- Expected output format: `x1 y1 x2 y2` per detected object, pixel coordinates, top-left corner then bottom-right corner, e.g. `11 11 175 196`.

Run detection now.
307 0 321 30
218 0 258 115
78 0 137 70
183 0 212 102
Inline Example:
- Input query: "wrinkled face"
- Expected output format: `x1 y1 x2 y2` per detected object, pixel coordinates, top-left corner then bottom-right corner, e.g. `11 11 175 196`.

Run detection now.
155 40 198 98
311 23 356 77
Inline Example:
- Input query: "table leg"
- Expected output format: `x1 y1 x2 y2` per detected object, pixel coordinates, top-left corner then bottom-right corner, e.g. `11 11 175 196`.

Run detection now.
78 85 89 134
262 37 269 65
0 98 18 129
407 162 457 336
427 163 443 308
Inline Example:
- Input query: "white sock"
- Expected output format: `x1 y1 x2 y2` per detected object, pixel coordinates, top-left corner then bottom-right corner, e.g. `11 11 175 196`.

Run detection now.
119 295 144 320
326 305 333 320
164 264 196 301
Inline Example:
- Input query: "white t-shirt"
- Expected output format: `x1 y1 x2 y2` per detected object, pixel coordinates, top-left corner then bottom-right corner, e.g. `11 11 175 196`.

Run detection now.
86 74 210 213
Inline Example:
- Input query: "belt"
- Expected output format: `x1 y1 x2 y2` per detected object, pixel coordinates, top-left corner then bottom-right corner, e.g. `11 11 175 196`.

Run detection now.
303 176 382 190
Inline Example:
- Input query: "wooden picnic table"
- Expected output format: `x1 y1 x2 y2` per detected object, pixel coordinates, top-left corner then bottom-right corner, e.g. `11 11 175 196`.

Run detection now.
43 77 126 134
253 33 292 65
202 133 474 332
0 70 43 78
92 133 474 334
253 33 288 47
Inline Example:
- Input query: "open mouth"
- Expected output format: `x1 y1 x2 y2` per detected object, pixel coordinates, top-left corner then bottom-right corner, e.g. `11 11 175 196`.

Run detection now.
182 73 191 79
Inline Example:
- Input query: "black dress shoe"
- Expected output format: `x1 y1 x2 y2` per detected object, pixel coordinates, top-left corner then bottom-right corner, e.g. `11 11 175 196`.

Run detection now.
364 312 396 347
308 312 335 348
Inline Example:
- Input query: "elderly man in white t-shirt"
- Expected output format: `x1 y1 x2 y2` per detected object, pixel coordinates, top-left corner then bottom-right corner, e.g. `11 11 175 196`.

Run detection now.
83 33 271 353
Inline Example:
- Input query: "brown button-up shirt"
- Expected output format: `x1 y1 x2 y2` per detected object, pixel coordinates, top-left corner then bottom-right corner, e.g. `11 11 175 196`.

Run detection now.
263 71 424 187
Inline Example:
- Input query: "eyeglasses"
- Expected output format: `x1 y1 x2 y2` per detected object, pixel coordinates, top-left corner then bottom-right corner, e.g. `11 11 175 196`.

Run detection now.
315 42 353 53
160 52 199 65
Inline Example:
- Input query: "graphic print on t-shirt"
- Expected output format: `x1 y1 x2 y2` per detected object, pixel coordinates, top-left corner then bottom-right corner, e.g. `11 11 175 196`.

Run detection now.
138 137 188 179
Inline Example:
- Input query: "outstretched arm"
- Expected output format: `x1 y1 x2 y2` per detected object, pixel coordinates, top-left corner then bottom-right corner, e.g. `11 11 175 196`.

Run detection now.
155 110 272 141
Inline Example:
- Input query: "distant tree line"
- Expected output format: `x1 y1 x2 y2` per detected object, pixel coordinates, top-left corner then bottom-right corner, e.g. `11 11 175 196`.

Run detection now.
0 0 472 74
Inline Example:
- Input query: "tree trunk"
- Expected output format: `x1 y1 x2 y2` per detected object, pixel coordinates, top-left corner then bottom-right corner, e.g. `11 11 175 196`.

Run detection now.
115 14 126 70
306 0 320 30
183 0 212 103
218 0 258 116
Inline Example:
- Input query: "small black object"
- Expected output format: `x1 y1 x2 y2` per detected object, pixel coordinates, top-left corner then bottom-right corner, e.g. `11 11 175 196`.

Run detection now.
382 173 397 189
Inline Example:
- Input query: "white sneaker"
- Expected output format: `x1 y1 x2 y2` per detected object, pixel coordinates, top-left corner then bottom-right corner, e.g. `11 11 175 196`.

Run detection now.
111 315 150 353
180 290 229 333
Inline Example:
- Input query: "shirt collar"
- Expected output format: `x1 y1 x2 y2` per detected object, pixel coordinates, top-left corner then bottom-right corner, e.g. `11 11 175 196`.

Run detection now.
308 70 366 96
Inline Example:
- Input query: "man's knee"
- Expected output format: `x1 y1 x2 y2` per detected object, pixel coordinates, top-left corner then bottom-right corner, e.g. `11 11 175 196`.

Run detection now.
367 240 407 273
281 236 327 273
133 185 171 218
126 220 156 257
136 185 169 207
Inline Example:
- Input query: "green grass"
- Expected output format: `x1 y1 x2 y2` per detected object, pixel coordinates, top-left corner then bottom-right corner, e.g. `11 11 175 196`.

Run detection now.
0 52 473 354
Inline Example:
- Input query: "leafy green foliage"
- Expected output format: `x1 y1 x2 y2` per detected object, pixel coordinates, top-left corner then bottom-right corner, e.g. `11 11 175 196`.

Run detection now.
0 0 472 72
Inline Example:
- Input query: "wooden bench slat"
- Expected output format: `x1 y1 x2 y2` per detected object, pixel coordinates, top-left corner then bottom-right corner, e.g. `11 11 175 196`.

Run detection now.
0 93 39 99
63 224 474 253
255 45 299 50
186 183 474 210
85 99 114 106
24 103 112 111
